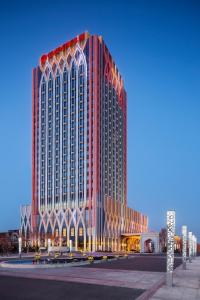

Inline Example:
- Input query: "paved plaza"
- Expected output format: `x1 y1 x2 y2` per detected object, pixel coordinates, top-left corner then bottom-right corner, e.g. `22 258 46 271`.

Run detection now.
0 256 167 290
0 255 199 299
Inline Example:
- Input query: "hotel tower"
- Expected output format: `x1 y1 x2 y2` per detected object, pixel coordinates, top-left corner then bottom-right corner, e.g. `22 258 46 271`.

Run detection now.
21 32 148 251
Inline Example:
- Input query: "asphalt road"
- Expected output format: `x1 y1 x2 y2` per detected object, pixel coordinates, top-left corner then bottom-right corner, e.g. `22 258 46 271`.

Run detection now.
80 255 182 272
0 275 144 300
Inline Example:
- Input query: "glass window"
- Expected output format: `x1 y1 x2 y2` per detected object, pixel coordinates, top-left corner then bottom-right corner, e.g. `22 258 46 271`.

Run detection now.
79 227 83 236
63 228 67 237
70 227 75 236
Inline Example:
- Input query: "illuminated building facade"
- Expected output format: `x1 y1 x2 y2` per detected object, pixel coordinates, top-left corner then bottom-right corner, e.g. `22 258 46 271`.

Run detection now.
23 32 148 251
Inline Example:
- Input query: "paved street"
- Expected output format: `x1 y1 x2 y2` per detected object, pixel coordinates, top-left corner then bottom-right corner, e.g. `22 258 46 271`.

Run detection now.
81 255 182 272
0 275 144 300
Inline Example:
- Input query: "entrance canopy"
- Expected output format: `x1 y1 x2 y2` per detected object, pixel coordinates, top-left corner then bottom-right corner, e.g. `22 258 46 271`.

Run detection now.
121 232 160 253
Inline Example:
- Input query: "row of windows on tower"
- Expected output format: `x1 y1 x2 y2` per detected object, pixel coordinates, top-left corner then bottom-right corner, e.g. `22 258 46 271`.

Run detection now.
102 82 125 202
39 68 88 205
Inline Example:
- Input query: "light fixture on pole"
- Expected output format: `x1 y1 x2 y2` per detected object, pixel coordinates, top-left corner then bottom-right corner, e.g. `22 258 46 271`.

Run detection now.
69 239 72 252
182 225 187 270
188 231 192 263
195 236 197 256
166 210 175 287
192 235 197 259
47 238 51 255
195 236 197 257
18 237 22 259
192 235 195 259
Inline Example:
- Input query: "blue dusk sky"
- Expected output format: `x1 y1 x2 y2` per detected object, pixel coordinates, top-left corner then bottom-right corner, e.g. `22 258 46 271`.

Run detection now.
0 0 199 238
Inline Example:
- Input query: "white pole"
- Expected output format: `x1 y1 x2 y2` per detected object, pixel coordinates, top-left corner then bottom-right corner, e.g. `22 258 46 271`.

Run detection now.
193 236 195 257
192 235 196 259
182 225 187 270
195 237 197 256
166 210 176 287
18 237 22 259
188 232 192 263
69 240 72 252
47 238 51 255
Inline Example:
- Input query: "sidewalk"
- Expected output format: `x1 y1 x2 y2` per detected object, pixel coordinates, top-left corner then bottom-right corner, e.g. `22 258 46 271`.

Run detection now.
150 257 200 300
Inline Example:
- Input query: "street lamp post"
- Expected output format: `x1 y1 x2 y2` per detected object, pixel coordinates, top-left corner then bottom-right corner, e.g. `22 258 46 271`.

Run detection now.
192 235 194 259
182 225 187 270
166 210 176 287
188 231 192 263
69 239 72 252
47 238 51 256
18 237 22 259
192 235 196 259
195 236 197 257
195 236 197 256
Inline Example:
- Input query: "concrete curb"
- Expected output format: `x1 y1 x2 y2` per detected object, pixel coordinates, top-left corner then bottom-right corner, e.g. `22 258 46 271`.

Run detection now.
136 275 165 300
0 260 90 269
0 255 130 269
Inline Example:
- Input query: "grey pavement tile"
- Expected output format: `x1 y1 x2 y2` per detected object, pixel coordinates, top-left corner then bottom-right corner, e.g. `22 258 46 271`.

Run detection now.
153 286 183 300
175 281 199 289
181 291 198 300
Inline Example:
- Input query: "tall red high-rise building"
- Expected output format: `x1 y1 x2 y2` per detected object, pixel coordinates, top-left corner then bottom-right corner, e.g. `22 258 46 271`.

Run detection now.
28 32 148 251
